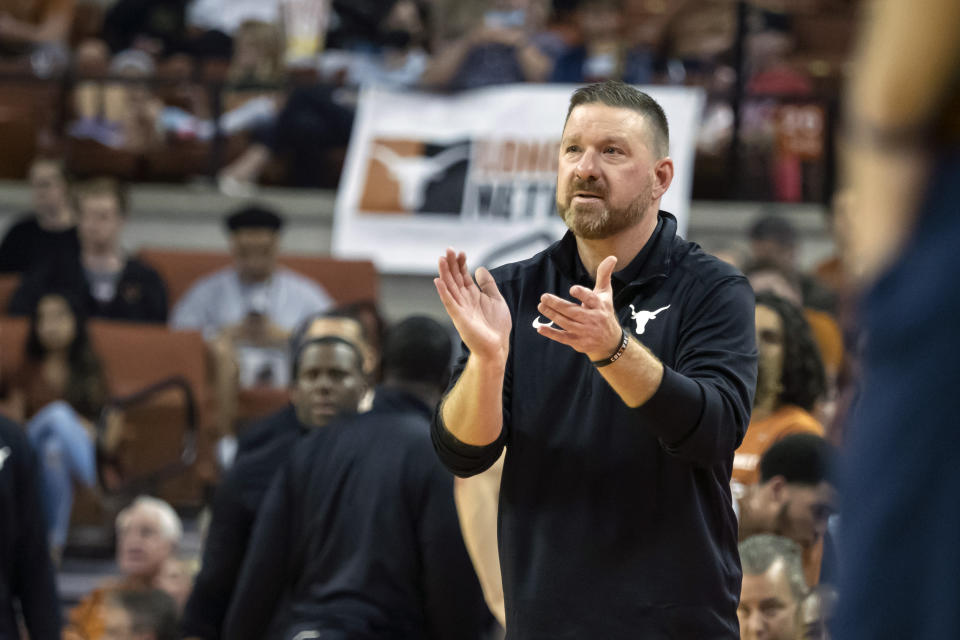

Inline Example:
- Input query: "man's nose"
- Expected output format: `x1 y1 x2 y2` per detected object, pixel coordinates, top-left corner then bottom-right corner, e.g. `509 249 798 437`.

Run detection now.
744 610 766 640
575 148 601 180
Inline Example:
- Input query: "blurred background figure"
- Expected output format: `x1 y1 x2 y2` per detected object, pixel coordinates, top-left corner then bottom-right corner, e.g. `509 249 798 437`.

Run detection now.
2 291 108 557
549 0 653 85
738 534 807 640
0 156 77 274
8 177 169 323
101 587 179 640
735 434 836 588
734 292 826 485
746 214 834 312
797 584 837 640
421 0 552 91
65 496 184 639
222 316 492 639
0 414 62 639
181 331 368 640
835 0 960 638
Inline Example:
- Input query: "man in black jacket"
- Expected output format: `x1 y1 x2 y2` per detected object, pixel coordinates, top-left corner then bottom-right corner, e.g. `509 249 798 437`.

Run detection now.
181 333 369 640
0 415 61 639
224 316 492 639
8 177 168 323
433 81 757 638
0 156 78 274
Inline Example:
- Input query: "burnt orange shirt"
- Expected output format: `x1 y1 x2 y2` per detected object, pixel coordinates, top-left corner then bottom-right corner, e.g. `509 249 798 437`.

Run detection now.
733 405 824 485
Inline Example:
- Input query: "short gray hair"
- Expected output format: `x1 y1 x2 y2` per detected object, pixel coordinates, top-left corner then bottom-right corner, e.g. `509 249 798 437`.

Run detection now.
739 534 807 601
116 495 183 545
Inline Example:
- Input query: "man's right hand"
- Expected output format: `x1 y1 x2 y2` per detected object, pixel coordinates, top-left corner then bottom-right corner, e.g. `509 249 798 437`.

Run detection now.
434 248 511 365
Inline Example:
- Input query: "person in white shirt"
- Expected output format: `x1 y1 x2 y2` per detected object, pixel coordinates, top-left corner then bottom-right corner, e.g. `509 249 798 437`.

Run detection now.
171 205 332 434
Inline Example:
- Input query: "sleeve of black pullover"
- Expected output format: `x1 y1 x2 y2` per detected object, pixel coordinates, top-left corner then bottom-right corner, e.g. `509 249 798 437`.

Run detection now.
223 467 294 640
416 456 494 639
431 342 512 478
12 428 62 640
632 276 757 465
181 470 255 639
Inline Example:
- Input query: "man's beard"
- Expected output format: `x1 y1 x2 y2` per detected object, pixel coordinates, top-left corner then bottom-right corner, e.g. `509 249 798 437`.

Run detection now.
556 178 653 240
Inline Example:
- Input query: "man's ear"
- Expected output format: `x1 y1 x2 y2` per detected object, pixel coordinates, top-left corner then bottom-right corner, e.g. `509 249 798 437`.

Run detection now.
652 157 674 200
767 475 789 503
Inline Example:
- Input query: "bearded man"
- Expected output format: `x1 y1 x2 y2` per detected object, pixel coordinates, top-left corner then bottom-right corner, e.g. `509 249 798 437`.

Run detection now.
432 81 758 638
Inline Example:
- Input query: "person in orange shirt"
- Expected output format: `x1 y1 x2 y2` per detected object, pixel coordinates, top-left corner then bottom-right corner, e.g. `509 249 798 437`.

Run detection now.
65 496 183 640
734 292 826 486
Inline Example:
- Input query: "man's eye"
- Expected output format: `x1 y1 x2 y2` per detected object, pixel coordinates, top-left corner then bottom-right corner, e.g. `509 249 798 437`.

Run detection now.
565 145 580 153
604 147 622 154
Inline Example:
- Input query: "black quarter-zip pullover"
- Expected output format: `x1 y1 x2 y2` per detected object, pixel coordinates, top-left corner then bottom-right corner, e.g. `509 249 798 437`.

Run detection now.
433 212 758 639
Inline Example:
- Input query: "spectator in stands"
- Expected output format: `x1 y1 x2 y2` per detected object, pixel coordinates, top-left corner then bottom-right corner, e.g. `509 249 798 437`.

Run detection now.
162 20 284 143
735 434 836 588
185 0 280 50
797 584 837 640
102 588 179 640
738 534 807 640
733 293 826 485
171 205 331 341
218 0 432 191
66 496 183 639
9 177 169 323
0 0 74 57
0 415 62 639
549 0 654 84
100 0 190 59
182 333 368 640
746 214 835 311
3 291 108 555
420 0 552 90
0 156 78 274
171 205 332 434
71 50 166 153
153 555 195 613
224 316 492 639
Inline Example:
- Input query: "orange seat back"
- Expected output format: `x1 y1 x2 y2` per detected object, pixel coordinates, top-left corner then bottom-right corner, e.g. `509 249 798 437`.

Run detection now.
137 248 379 310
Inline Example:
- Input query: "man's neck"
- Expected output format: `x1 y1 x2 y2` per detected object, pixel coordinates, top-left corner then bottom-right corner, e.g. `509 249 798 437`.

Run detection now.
383 378 442 409
574 209 659 280
36 206 74 231
82 249 124 273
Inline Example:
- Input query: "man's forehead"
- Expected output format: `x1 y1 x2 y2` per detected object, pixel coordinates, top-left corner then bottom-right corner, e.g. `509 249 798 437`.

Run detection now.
742 559 794 599
563 104 651 140
300 340 361 368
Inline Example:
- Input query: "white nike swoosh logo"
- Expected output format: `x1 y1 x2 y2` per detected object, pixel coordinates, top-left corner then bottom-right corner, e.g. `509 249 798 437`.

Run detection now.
532 315 554 329
0 447 10 471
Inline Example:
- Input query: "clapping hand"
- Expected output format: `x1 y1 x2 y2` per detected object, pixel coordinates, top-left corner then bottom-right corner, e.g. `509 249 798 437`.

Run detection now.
434 249 512 364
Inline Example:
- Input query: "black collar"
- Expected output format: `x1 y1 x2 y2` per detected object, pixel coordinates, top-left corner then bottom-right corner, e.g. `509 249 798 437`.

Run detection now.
371 385 433 420
548 211 677 295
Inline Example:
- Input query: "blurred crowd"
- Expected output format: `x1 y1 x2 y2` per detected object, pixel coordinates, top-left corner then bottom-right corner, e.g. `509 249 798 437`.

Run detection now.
0 0 859 198
0 151 854 639
1 0 953 638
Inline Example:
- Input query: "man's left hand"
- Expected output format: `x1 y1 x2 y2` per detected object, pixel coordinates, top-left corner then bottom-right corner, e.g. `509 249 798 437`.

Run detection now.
536 255 624 360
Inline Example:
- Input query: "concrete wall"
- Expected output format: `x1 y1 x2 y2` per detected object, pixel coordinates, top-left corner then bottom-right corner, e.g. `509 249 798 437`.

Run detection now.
0 181 833 323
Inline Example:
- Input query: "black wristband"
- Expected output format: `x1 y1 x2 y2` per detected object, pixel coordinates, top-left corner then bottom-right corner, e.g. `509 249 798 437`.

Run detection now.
591 327 629 368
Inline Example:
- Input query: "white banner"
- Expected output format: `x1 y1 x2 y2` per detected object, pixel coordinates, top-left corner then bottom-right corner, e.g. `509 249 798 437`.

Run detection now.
333 84 705 274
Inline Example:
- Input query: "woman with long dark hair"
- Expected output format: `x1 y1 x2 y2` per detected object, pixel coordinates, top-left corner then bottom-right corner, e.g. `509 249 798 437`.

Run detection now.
7 290 109 556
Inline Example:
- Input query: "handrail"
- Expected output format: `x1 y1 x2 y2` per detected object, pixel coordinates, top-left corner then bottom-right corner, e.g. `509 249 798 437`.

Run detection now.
96 374 198 496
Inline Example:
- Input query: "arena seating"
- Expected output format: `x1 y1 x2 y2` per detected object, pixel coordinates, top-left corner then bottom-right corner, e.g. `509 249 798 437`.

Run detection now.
0 316 213 549
137 249 378 308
